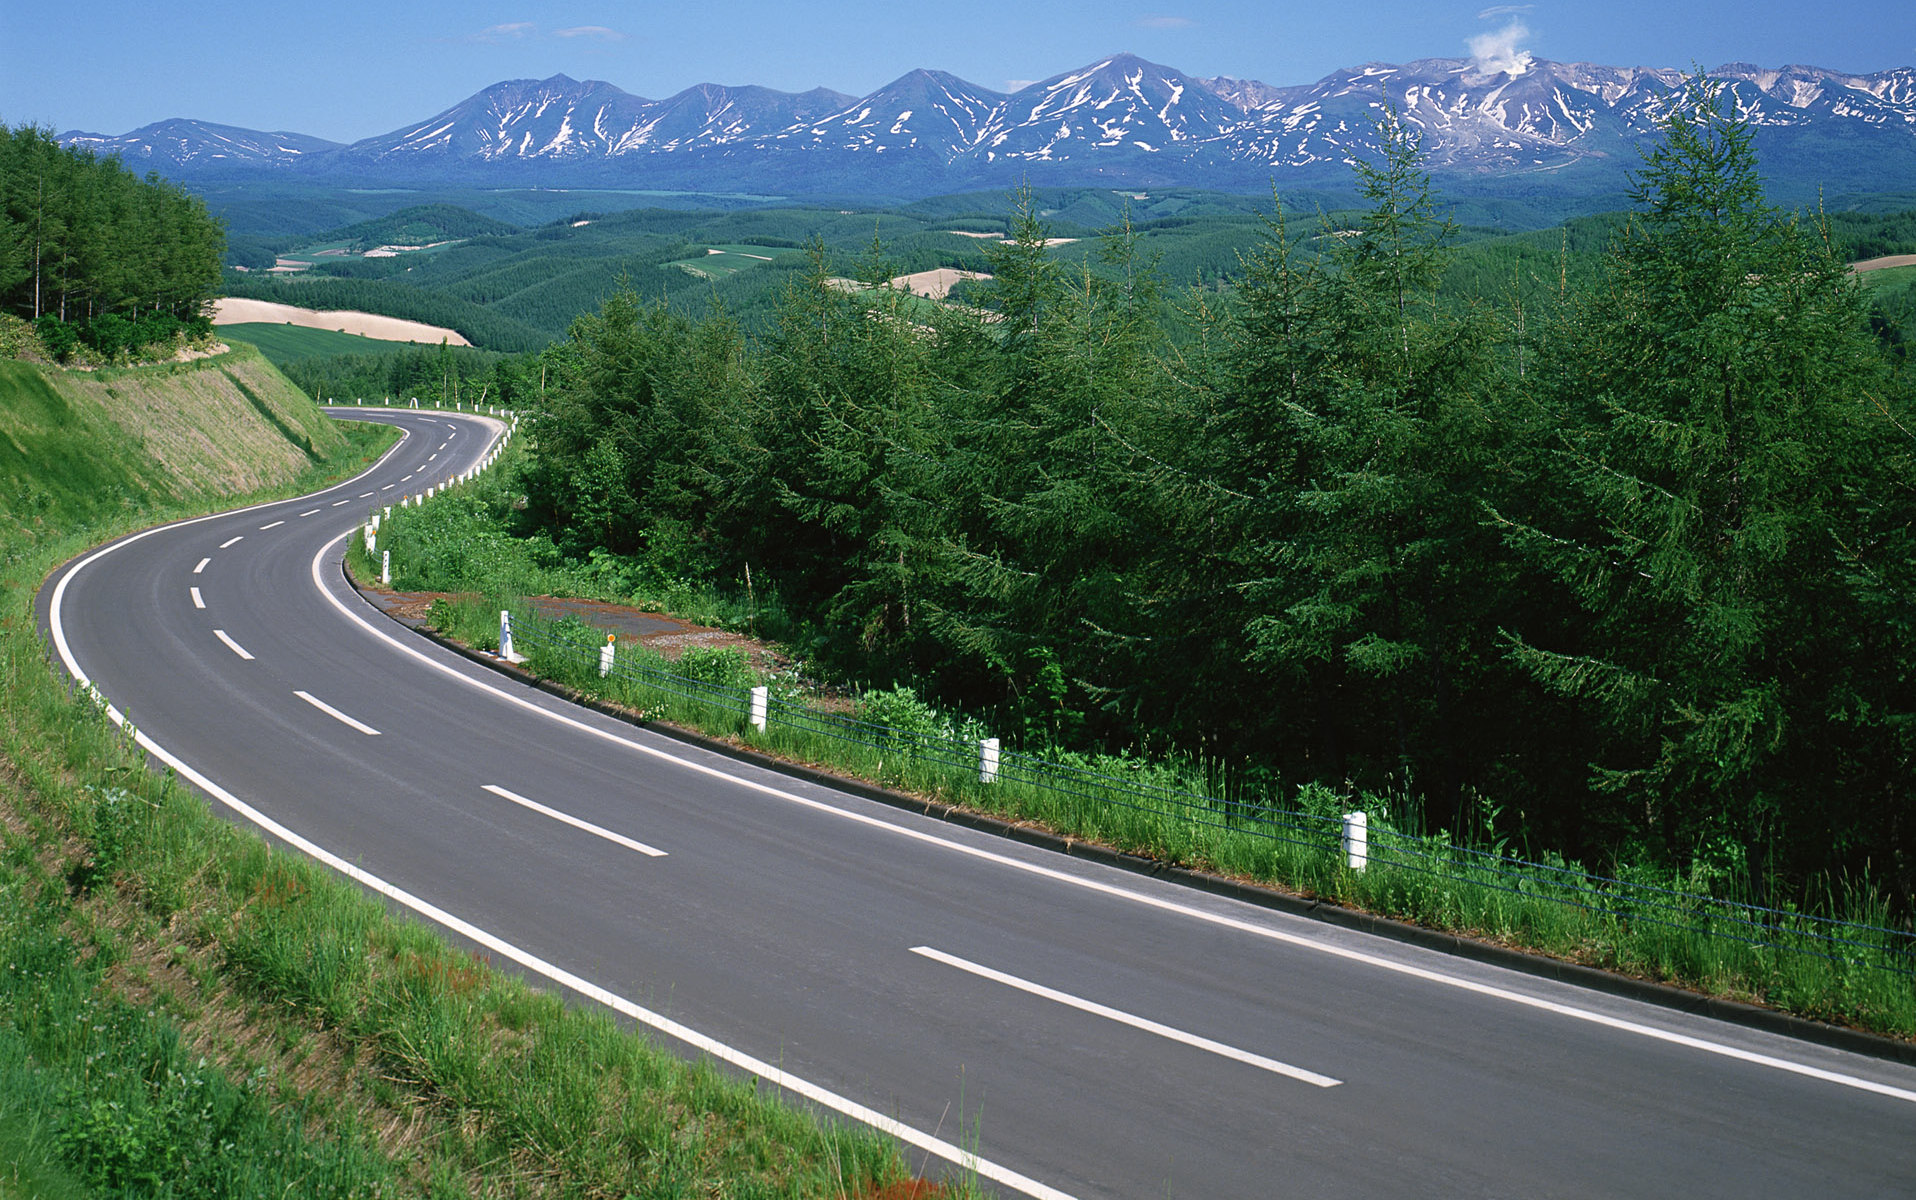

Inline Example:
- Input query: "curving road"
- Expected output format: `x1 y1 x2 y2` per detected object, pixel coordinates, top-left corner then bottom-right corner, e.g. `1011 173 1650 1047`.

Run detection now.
40 410 1916 1199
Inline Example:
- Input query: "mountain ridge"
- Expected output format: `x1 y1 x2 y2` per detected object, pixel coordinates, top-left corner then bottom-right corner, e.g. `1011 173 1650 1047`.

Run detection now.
59 54 1916 199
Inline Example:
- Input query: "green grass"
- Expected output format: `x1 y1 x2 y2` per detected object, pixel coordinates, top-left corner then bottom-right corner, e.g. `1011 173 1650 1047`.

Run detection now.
221 322 445 361
1858 263 1916 291
0 361 932 1197
364 460 1916 1044
666 244 787 280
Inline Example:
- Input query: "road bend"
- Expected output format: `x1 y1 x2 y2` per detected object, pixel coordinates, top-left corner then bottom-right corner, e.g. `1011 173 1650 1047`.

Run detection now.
39 409 1916 1199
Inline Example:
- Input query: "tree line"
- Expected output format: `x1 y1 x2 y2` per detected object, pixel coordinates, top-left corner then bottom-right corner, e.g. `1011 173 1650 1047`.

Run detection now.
0 124 223 357
509 80 1915 907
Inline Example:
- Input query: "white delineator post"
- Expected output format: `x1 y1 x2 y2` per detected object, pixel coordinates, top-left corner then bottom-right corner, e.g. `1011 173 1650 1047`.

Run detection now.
599 634 616 677
499 610 521 663
381 549 390 585
1342 811 1369 871
749 685 768 733
980 737 1001 784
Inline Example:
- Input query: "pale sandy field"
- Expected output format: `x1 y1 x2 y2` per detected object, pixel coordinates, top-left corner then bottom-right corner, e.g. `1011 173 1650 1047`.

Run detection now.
1851 254 1916 273
212 298 471 346
889 268 991 299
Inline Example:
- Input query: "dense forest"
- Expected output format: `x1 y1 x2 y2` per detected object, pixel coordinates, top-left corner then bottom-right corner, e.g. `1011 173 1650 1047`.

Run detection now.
504 80 1916 908
0 124 223 358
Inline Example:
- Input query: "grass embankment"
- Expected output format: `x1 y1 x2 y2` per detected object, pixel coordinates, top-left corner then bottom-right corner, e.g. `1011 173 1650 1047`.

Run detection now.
0 358 916 1197
363 448 1916 1044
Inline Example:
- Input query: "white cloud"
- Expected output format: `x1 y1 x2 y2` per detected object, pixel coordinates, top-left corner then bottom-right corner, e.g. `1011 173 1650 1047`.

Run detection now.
1476 4 1533 17
467 22 535 44
555 25 627 41
1468 19 1534 76
1005 79 1038 91
1137 15 1195 29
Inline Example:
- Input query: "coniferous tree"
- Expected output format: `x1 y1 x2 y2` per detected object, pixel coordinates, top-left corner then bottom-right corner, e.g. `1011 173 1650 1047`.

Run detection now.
1502 74 1910 885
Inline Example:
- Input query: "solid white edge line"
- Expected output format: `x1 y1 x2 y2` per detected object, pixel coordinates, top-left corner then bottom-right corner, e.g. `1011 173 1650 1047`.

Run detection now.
482 784 667 857
303 527 1916 1109
41 468 1074 1198
192 557 210 574
260 521 285 530
913 946 1341 1088
213 629 255 661
190 587 204 609
294 690 381 736
219 536 244 549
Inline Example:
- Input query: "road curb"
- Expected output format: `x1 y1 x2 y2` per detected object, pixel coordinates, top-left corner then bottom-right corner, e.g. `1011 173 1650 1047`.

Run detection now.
349 570 1916 1068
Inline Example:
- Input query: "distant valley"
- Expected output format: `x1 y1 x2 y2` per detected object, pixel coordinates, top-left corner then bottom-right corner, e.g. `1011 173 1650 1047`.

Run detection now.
60 54 1916 202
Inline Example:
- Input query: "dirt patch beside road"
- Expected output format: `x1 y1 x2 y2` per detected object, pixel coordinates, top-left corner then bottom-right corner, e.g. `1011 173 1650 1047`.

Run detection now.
365 589 780 669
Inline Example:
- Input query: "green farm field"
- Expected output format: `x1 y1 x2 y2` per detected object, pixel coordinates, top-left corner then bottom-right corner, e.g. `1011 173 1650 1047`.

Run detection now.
666 243 788 279
220 322 448 360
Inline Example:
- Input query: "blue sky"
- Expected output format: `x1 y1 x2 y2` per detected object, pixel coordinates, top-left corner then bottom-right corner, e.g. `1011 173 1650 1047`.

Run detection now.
4 2 1911 142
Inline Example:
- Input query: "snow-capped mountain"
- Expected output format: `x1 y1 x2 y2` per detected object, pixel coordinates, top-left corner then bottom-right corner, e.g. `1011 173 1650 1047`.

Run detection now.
1222 58 1916 177
782 69 1006 159
60 118 343 171
58 56 1916 198
969 54 1249 168
335 75 857 166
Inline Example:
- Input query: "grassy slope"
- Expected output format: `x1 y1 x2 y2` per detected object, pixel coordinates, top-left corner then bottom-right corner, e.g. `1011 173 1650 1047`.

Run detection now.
0 354 913 1197
0 346 342 536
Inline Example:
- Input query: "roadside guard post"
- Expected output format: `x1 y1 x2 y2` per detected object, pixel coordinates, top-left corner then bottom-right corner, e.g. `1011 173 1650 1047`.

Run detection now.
599 634 616 677
1342 811 1369 871
980 737 1001 784
749 685 769 732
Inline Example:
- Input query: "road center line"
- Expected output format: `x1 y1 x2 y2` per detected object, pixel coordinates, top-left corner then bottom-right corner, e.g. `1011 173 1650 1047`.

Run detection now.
294 690 381 736
913 946 1341 1088
213 629 255 661
306 529 1916 1108
259 520 284 530
219 535 244 549
427 452 438 462
400 474 413 482
380 484 394 491
298 509 321 517
192 557 210 574
331 499 351 507
190 587 205 609
482 784 667 857
359 491 376 498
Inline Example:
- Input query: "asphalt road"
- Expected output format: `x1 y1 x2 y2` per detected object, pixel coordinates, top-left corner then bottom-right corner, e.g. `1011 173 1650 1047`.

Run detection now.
40 409 1916 1199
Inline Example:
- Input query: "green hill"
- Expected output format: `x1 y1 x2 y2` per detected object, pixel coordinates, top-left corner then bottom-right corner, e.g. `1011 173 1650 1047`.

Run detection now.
0 345 348 534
